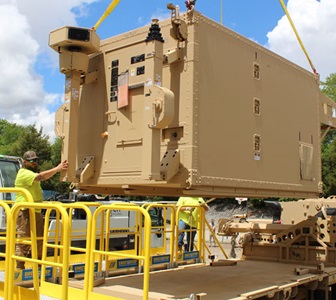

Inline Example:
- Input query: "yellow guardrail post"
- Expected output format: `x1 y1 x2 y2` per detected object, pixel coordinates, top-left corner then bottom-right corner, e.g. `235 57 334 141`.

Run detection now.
0 187 33 203
98 204 106 273
40 202 71 300
62 202 94 298
2 187 34 299
142 203 176 262
204 218 228 259
198 206 205 261
5 199 71 300
141 205 151 300
33 201 95 299
175 204 207 262
43 204 61 282
0 201 11 259
175 205 182 259
86 203 152 300
165 204 177 261
0 201 10 298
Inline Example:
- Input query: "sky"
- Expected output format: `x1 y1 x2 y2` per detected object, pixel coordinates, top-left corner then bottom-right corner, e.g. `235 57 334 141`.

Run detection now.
0 0 335 143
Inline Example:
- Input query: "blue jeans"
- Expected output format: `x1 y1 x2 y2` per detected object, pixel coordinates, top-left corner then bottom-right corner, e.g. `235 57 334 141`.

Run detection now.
178 219 197 251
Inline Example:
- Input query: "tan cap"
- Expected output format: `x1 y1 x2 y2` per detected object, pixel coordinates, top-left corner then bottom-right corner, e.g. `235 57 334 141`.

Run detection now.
23 151 38 160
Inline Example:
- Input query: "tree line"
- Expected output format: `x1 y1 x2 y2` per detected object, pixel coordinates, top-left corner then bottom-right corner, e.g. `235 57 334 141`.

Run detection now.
0 122 68 194
321 73 336 196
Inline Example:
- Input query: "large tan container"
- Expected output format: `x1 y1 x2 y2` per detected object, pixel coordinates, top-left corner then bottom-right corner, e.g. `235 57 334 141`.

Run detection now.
51 9 336 198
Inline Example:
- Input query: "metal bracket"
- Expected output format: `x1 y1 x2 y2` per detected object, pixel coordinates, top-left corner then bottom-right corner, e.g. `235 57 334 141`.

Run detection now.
83 70 99 85
167 3 188 41
76 156 95 183
160 150 180 181
164 48 184 64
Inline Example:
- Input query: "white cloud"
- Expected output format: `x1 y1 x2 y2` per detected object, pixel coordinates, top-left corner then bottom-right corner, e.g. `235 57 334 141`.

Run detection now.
267 0 336 81
0 0 96 143
9 93 63 142
0 4 41 113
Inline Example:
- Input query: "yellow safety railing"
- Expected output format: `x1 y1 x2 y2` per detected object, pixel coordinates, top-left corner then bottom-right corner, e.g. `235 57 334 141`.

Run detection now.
0 187 33 203
6 201 71 300
141 203 176 259
40 202 94 299
86 203 152 300
204 218 228 259
175 204 206 262
0 188 35 299
102 203 135 256
0 190 227 300
0 201 11 260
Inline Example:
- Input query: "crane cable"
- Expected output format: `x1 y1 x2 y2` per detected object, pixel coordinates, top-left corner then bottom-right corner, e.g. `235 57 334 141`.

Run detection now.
92 0 121 31
278 0 318 76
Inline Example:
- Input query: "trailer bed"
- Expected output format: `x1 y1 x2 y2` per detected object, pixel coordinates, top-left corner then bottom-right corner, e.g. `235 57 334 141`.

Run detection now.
89 260 336 299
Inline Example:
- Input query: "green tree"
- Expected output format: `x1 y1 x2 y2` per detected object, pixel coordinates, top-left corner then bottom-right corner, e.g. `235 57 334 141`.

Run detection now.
321 73 336 197
321 137 336 196
9 124 54 192
10 124 51 163
0 120 69 194
321 73 336 100
0 120 24 154
51 138 62 166
50 138 70 194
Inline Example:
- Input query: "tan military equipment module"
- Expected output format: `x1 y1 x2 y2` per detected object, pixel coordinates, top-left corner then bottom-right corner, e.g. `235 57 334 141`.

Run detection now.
49 6 336 199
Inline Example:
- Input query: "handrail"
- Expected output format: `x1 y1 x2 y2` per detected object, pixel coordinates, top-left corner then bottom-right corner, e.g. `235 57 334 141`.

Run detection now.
0 187 34 202
6 201 70 300
55 202 94 298
204 218 228 259
0 201 11 259
175 204 205 258
0 192 221 300
86 203 152 300
1 187 34 299
141 202 176 261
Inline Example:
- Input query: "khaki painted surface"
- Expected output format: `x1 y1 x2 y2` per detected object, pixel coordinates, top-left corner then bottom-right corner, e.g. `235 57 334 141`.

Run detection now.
280 197 336 224
91 261 329 300
50 10 336 198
